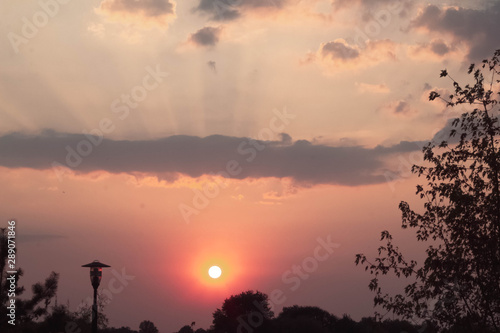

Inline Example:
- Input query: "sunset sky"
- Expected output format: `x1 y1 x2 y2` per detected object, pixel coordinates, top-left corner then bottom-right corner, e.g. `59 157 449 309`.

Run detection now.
1 0 499 331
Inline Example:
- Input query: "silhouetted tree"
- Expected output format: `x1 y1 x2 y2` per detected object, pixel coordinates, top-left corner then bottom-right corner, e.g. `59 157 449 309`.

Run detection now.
276 305 336 333
178 324 195 333
32 304 85 333
139 320 159 333
0 228 59 331
356 49 500 332
174 297 431 333
178 321 198 333
334 314 357 333
379 318 421 333
76 290 110 330
211 290 274 333
102 326 138 333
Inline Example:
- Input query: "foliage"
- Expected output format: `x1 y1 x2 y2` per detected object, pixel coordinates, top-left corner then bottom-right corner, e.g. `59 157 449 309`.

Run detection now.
0 228 59 331
37 304 81 333
139 320 159 333
355 49 500 332
194 329 208 333
183 291 426 333
211 290 274 333
75 290 110 329
102 327 139 333
178 324 195 333
16 271 59 323
276 306 336 333
0 229 160 333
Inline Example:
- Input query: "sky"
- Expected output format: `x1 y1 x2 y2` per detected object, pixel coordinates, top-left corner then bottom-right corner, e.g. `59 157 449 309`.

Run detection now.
1 0 499 331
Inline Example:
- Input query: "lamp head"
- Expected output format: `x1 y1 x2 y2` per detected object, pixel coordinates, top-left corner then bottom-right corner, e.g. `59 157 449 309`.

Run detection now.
82 260 111 289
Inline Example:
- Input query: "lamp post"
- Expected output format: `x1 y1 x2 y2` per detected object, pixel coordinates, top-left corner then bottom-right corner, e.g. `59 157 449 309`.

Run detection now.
82 260 110 333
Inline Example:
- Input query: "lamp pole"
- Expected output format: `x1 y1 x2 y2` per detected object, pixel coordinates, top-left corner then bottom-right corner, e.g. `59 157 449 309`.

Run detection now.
82 260 110 333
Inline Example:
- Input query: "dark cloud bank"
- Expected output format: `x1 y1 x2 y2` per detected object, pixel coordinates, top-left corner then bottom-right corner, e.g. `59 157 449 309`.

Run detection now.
0 131 432 186
194 0 288 21
413 2 500 61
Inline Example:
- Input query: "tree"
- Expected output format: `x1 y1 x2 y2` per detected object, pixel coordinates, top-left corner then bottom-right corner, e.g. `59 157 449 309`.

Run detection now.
194 329 208 333
178 324 195 333
276 305 336 333
139 320 159 333
75 290 110 330
211 290 274 333
334 314 358 333
0 228 59 330
37 304 81 333
102 327 138 333
355 49 500 332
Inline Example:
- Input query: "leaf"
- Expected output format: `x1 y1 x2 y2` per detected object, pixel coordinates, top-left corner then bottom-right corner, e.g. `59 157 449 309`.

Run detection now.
429 91 440 101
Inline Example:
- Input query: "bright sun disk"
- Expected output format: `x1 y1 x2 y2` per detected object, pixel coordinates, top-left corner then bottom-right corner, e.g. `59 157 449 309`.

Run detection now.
208 265 222 279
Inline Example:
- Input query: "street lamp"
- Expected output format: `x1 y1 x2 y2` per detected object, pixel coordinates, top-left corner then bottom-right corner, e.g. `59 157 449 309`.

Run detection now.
82 260 110 333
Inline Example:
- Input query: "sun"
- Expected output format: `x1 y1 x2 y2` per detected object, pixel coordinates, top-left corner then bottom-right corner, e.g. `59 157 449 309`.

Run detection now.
208 265 222 279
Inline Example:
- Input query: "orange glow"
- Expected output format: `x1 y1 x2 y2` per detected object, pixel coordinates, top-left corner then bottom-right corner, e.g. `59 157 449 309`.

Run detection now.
163 247 249 306
191 251 241 288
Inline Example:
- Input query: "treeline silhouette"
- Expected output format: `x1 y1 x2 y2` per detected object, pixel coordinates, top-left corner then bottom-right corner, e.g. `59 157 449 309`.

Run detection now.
170 290 428 333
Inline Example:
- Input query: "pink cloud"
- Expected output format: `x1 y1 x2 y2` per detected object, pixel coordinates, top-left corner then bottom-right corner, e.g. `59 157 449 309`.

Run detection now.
408 39 462 61
97 0 176 28
304 38 397 74
356 82 390 94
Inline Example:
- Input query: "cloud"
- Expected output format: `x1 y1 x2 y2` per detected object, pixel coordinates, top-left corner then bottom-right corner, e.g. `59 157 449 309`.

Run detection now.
408 39 457 60
427 39 451 56
17 234 66 243
379 99 416 117
189 26 223 47
431 117 460 145
97 0 176 28
391 101 411 114
321 40 360 59
0 131 431 187
87 22 106 38
331 0 414 25
420 84 453 109
304 38 397 74
334 0 402 8
412 3 500 61
193 0 288 21
355 82 390 94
